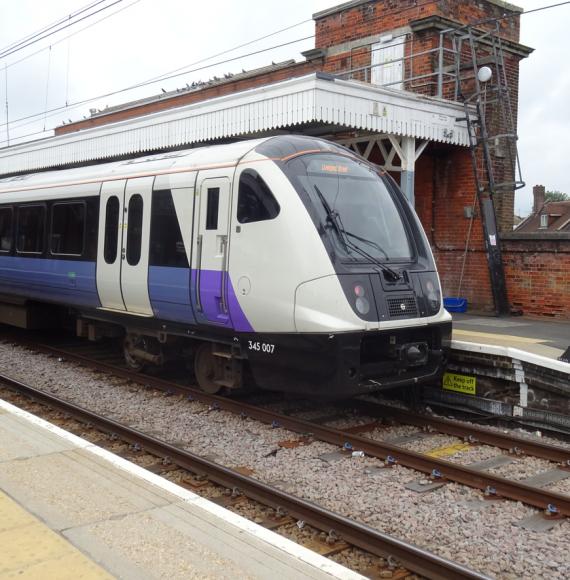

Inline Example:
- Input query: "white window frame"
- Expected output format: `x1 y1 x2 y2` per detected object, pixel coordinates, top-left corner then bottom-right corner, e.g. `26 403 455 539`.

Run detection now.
371 35 404 90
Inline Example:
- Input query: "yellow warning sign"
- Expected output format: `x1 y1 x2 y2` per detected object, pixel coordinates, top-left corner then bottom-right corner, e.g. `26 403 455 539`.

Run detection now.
442 372 476 395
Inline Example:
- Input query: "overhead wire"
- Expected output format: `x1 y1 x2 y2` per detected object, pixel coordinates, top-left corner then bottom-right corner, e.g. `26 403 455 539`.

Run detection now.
0 0 107 56
0 32 315 137
0 0 304 141
0 0 126 60
2 0 570 147
4 0 143 72
143 18 313 86
0 0 442 138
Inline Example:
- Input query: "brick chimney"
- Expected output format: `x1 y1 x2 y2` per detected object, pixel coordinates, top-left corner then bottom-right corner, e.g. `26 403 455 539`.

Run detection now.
533 185 545 213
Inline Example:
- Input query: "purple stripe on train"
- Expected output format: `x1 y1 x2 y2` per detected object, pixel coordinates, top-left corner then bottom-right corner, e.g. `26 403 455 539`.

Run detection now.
190 268 254 332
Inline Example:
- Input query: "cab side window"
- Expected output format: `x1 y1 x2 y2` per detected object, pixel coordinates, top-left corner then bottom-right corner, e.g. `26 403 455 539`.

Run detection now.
237 170 280 224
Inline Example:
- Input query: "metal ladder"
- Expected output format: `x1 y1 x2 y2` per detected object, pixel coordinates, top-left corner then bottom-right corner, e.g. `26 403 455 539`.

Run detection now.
449 23 525 315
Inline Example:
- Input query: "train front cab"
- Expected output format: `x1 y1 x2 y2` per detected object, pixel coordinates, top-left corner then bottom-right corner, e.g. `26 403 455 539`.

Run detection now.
233 137 452 397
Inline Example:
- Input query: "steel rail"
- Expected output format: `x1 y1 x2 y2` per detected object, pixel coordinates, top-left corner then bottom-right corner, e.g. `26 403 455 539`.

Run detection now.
13 338 570 516
0 372 487 580
346 400 570 464
20 337 570 461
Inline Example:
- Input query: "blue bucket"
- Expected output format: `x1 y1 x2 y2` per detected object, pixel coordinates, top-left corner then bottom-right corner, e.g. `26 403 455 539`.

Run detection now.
444 297 468 313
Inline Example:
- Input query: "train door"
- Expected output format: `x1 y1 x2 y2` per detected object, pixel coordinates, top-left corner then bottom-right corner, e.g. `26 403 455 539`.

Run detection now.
121 177 153 315
193 173 232 325
97 181 126 311
96 176 154 315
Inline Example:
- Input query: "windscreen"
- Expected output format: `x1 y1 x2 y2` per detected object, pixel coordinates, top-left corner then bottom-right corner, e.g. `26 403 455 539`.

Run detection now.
287 154 413 262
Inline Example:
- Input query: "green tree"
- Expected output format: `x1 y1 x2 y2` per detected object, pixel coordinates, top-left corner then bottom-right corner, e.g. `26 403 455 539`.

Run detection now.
545 190 569 202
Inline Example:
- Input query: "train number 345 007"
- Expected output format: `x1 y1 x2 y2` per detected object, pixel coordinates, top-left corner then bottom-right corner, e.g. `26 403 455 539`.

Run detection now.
247 341 275 354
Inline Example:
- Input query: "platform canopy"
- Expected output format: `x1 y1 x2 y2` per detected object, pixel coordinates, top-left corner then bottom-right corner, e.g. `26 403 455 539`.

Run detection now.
0 72 470 177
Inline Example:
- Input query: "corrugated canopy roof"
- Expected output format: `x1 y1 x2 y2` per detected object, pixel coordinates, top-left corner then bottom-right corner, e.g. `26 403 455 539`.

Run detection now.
0 73 471 177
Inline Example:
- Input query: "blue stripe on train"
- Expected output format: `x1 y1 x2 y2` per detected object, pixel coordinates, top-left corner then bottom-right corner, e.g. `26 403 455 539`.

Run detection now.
0 256 100 308
0 257 253 332
148 266 195 324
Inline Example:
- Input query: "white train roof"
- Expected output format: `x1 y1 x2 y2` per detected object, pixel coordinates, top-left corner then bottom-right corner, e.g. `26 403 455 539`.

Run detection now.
0 138 269 195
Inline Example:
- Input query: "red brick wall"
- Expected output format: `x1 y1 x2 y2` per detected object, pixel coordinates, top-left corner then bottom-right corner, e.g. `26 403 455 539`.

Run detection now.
315 0 525 237
413 147 570 320
502 238 570 318
415 145 495 312
315 0 520 49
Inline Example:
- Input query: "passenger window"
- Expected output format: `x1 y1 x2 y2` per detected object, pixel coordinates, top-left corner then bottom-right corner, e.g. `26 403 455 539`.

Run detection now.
104 197 120 264
126 194 143 266
206 188 219 230
17 205 45 254
150 190 188 267
0 207 13 252
51 202 85 256
237 170 279 224
84 198 100 261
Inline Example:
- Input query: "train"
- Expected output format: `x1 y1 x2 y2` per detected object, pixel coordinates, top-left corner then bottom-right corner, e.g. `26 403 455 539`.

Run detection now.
0 135 451 397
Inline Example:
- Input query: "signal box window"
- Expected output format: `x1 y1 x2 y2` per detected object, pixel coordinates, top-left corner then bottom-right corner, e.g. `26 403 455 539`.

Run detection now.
150 190 188 267
51 202 85 256
238 170 280 224
104 197 120 264
17 205 45 254
0 207 13 252
126 194 143 266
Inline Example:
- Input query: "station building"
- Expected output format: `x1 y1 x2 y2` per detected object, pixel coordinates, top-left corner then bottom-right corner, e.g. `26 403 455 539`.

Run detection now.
1 0 568 318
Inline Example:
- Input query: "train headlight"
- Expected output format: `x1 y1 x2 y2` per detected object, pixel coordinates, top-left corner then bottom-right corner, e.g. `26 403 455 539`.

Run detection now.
338 276 377 321
354 284 370 315
355 297 370 315
422 275 441 316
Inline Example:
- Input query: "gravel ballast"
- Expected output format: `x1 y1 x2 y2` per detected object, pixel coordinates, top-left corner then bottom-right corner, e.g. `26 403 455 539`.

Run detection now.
1 340 569 579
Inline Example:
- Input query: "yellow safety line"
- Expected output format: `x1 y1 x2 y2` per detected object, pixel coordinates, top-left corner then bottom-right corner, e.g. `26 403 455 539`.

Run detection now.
0 491 111 579
452 329 546 344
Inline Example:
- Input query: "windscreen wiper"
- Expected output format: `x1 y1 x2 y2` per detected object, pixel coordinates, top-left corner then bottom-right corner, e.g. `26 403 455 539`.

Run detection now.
342 233 401 281
314 185 400 281
343 230 389 260
313 184 349 251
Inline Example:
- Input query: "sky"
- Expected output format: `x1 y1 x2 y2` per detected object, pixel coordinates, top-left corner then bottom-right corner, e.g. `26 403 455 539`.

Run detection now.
0 0 568 216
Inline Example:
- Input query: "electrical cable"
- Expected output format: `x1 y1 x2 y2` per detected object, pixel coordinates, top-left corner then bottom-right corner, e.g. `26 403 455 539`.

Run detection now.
0 33 314 139
1 2 443 136
0 2 307 141
144 19 313 86
0 0 126 61
2 0 569 145
1 1 443 135
4 0 142 72
0 0 107 56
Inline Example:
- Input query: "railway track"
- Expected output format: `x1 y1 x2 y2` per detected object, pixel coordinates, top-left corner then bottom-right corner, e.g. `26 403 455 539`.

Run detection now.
12 333 570 518
0 371 486 580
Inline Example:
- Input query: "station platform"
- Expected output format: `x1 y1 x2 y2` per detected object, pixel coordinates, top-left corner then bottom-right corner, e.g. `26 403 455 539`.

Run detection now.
0 398 363 580
451 313 569 360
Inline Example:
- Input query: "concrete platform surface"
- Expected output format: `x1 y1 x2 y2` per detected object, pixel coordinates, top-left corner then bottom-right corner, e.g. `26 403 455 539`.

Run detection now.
451 313 569 360
0 398 364 580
